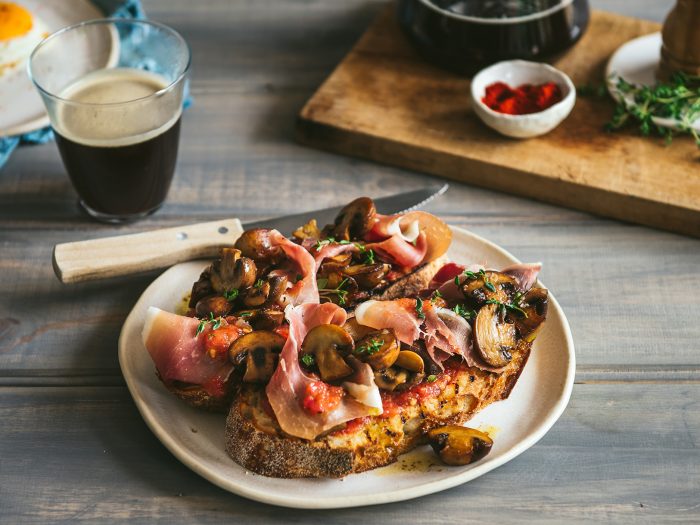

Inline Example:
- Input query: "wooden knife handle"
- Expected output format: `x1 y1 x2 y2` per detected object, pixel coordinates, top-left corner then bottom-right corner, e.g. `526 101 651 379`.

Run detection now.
53 218 244 284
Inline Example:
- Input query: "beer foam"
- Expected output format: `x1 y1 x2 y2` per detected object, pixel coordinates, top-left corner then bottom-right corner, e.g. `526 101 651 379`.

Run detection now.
54 68 182 147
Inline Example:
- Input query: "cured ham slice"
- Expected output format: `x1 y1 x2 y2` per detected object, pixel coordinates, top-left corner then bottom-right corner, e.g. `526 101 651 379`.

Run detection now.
267 230 319 305
502 262 542 292
142 307 237 397
354 299 423 345
435 263 484 301
423 307 464 368
367 232 427 268
266 303 382 440
313 242 357 267
365 211 451 267
435 307 506 373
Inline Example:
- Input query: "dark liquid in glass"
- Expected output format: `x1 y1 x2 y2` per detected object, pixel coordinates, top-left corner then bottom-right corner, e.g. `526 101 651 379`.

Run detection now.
55 118 181 217
398 0 590 75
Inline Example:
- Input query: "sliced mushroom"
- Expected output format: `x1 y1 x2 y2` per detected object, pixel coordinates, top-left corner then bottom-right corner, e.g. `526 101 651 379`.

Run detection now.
210 249 258 294
234 229 279 263
292 219 321 242
394 350 425 373
326 197 376 241
300 325 354 382
227 331 285 382
243 281 270 307
189 271 213 308
343 263 390 289
474 303 516 368
427 426 493 466
342 317 376 341
235 308 285 330
462 270 517 307
195 295 233 318
320 251 353 274
512 287 548 342
353 329 400 370
374 366 408 391
266 275 288 305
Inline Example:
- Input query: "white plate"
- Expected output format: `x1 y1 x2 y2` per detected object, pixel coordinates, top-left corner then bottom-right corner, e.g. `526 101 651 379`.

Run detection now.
0 0 111 138
119 226 575 509
606 32 700 133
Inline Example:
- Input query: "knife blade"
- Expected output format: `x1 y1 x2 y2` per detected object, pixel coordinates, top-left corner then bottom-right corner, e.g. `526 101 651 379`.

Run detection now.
241 183 449 236
52 183 449 283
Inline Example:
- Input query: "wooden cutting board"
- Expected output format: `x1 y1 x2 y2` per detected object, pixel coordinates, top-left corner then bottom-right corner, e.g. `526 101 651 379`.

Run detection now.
296 6 700 238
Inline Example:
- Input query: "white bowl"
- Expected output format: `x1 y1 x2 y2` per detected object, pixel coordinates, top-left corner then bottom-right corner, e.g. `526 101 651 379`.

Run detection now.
470 60 576 139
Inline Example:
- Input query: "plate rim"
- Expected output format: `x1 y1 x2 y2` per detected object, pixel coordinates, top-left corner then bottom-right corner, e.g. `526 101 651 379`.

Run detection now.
118 225 576 509
0 0 120 138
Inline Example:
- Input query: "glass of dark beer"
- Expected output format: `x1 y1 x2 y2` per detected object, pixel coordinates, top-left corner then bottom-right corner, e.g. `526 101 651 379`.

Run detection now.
29 19 190 222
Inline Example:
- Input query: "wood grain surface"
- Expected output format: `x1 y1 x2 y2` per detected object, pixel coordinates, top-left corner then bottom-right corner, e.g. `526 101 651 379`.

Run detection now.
298 8 700 237
0 0 698 523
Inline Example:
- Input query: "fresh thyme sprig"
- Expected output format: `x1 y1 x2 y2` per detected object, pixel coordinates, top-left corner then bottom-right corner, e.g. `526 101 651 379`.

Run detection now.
582 73 700 147
485 298 528 318
356 338 384 356
415 297 426 319
223 289 239 301
318 277 350 305
195 312 224 337
453 303 476 320
454 268 495 291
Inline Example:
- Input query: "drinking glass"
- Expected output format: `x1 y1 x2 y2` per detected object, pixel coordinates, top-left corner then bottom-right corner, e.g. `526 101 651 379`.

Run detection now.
29 19 191 222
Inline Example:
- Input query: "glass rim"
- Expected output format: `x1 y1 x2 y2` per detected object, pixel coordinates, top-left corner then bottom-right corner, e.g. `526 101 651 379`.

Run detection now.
28 18 191 108
418 0 575 25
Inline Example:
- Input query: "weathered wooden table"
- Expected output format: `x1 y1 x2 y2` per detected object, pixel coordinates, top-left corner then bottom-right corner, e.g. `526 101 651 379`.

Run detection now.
1 0 698 522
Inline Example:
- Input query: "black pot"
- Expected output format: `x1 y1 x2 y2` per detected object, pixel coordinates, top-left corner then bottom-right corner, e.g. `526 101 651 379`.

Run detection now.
398 0 590 75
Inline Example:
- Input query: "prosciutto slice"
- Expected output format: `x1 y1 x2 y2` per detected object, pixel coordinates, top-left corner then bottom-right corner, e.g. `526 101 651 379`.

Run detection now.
354 298 423 345
313 242 357 267
267 230 319 305
502 262 542 292
367 232 428 268
435 263 484 301
435 308 507 373
141 307 235 396
367 213 421 243
423 307 465 368
266 303 382 440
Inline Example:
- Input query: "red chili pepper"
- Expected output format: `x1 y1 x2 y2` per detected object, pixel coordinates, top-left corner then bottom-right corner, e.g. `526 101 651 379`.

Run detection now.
482 81 562 115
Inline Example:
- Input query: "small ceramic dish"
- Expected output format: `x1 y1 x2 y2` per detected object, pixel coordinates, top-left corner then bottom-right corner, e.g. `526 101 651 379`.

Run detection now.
470 60 576 138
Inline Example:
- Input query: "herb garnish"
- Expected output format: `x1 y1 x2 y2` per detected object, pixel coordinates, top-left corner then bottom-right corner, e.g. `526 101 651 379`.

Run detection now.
314 237 336 250
355 242 376 264
223 289 239 301
415 297 426 319
239 312 253 318
453 303 476 320
430 289 443 303
356 338 384 356
485 298 528 318
254 278 265 288
581 73 700 147
426 374 437 383
195 312 224 337
301 354 315 367
319 277 350 305
455 269 495 291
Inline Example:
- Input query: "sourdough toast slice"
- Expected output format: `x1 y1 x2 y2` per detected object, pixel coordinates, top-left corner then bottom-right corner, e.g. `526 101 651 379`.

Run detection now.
225 339 531 478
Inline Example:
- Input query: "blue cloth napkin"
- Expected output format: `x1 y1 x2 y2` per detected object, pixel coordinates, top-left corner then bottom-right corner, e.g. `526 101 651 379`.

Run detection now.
0 0 188 169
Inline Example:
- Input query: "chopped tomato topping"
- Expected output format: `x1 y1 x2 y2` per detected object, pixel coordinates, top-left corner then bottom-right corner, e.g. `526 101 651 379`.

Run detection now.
201 375 226 398
274 324 290 340
302 380 344 414
205 324 244 358
431 262 465 285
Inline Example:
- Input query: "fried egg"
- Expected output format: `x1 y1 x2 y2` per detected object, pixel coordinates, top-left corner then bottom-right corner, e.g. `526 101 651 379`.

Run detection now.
0 2 49 75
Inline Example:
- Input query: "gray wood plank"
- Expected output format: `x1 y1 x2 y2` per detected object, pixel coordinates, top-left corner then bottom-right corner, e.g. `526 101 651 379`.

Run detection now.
0 383 698 523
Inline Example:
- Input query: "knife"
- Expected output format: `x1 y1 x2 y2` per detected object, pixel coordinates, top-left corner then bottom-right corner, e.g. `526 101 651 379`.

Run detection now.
53 183 448 284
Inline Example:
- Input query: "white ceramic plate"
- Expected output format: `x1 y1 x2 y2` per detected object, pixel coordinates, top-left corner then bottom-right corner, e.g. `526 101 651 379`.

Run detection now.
0 0 112 138
119 226 575 509
606 32 700 133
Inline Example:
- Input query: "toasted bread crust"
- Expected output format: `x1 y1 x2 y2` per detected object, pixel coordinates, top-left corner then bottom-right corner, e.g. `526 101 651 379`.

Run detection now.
225 339 531 478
